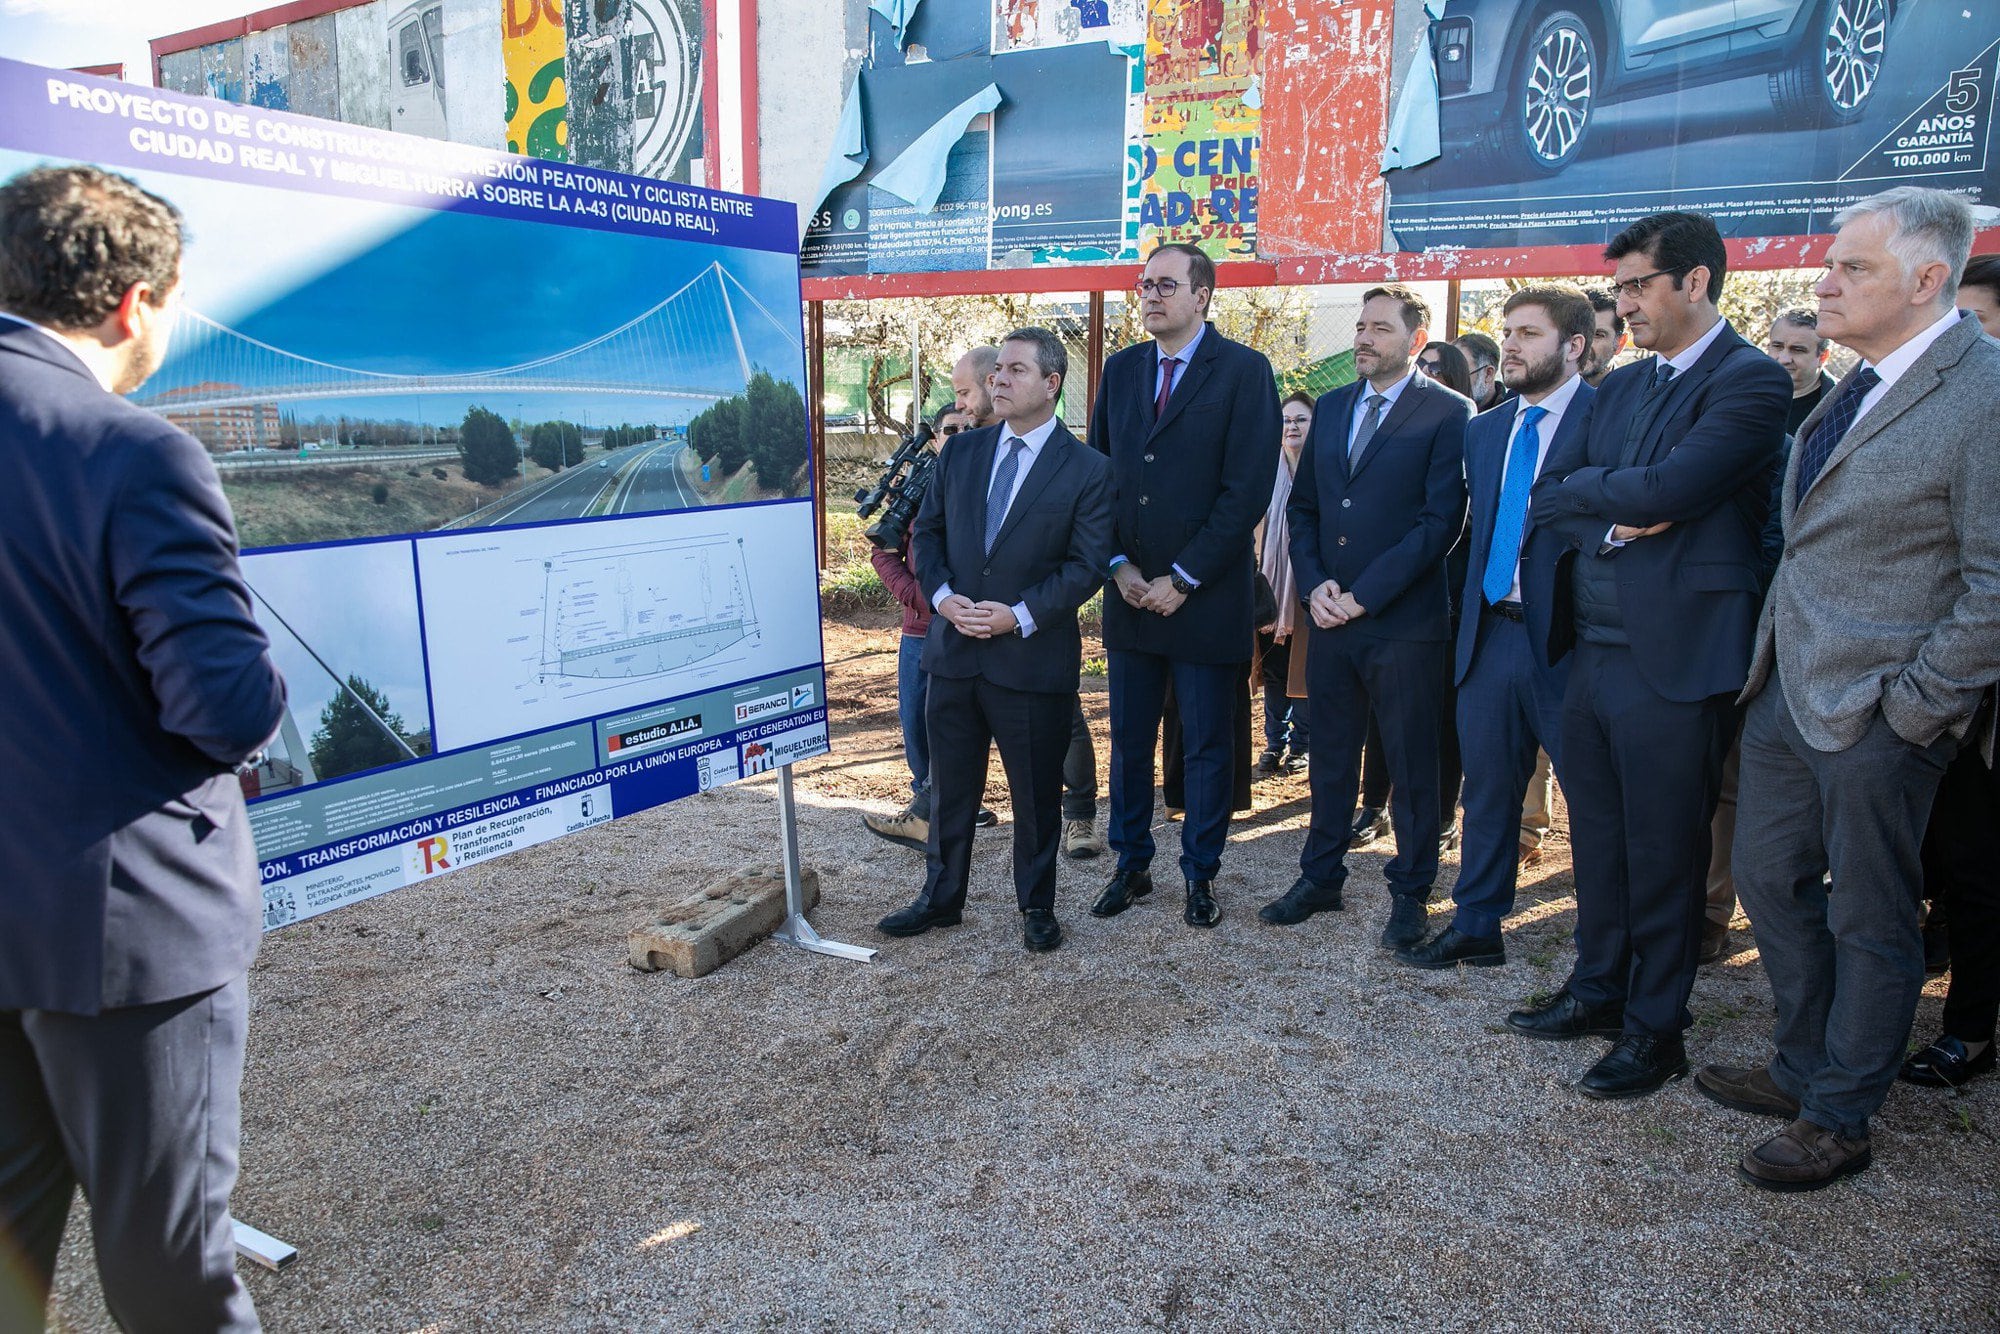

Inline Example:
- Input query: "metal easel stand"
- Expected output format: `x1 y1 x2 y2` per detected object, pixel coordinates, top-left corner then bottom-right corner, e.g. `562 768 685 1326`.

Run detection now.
769 765 877 963
233 1219 297 1271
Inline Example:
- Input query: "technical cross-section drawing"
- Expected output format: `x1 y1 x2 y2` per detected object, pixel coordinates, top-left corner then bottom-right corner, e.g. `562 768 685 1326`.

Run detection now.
538 536 760 683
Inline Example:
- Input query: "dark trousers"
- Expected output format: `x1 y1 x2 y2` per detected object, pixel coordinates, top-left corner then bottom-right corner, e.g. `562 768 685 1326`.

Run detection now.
1925 740 2000 1044
1300 627 1445 897
1 979 259 1333
1735 681 1954 1134
921 673 1071 912
1562 643 1733 1037
1256 632 1308 754
1107 650 1239 882
1361 691 1460 824
1162 671 1254 813
1449 613 1570 938
1063 695 1097 822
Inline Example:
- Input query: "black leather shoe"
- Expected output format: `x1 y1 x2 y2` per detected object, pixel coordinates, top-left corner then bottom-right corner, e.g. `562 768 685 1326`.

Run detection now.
1578 1033 1689 1100
1257 874 1342 925
1022 908 1063 953
1350 805 1390 847
1438 822 1461 853
1395 926 1504 969
1255 748 1283 776
1505 988 1624 1041
1899 1035 1996 1088
877 897 963 937
1185 880 1220 927
1378 894 1428 949
1089 868 1153 918
975 807 999 828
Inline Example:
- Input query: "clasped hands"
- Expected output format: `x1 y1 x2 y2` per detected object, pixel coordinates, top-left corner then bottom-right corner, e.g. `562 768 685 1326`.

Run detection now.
1112 562 1186 616
1610 521 1673 542
937 594 1017 639
1307 580 1365 629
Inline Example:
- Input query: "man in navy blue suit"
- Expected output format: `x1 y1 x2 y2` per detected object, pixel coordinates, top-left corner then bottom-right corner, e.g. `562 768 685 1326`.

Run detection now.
1518 212 1790 1099
878 327 1110 952
1087 243 1280 928
0 165 285 1331
1398 284 1596 969
1260 285 1470 949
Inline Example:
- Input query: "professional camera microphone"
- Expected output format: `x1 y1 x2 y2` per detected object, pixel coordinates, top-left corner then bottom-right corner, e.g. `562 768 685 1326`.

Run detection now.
853 421 939 549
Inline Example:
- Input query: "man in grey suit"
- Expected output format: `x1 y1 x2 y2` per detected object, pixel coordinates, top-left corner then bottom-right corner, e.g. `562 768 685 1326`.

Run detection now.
1697 187 2000 1192
0 166 285 1328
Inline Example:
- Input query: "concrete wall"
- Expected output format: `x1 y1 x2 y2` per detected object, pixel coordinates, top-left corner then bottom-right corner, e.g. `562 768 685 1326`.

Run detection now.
753 0 869 222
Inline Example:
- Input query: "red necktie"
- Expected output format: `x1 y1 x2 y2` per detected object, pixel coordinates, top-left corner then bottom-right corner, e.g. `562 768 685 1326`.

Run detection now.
1155 356 1180 420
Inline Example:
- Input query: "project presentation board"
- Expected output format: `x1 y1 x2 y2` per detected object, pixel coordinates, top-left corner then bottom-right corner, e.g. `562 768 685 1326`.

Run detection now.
0 57 827 929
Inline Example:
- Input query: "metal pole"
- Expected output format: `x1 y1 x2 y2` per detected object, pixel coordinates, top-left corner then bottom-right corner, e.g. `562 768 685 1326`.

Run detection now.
807 299 827 569
1445 278 1463 341
1086 289 1106 427
770 765 876 962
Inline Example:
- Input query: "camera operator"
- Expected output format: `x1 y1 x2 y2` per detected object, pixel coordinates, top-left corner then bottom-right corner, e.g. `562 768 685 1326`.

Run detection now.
862 406 996 849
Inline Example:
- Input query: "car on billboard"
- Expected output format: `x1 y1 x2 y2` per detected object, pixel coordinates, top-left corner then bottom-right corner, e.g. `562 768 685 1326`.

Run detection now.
1431 0 1900 175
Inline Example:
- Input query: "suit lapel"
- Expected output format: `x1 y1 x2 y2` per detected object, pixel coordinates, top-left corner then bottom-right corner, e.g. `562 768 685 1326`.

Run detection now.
1798 313 1980 506
1621 324 1742 466
1147 324 1219 441
987 427 1070 556
1347 373 1424 482
1314 381 1361 494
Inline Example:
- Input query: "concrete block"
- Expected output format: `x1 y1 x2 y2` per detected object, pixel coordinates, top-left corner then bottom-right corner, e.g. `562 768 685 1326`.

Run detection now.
627 866 820 978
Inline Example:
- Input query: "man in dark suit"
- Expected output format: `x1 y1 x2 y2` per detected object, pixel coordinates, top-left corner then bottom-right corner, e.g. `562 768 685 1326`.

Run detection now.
1518 211 1790 1099
1260 285 1469 948
0 166 285 1330
1699 188 2000 1190
1397 284 1595 969
877 327 1111 952
1087 243 1279 928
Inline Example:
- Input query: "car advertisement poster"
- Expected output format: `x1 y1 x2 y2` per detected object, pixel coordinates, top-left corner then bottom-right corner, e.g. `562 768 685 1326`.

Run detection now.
1382 0 2000 250
0 57 828 929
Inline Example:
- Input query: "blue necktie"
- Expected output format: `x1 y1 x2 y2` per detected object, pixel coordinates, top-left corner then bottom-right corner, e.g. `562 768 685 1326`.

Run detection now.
1481 405 1548 606
1793 367 1882 500
985 436 1025 553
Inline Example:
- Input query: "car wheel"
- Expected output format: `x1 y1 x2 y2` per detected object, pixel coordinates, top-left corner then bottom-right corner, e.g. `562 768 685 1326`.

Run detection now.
1474 9 1597 177
1770 0 1889 128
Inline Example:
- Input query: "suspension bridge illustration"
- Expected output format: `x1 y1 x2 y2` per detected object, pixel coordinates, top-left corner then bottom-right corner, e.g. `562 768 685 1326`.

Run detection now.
133 261 802 414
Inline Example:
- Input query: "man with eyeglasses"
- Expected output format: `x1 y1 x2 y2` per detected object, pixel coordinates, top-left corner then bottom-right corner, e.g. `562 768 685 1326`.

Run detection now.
1088 242 1280 929
1454 331 1513 413
1519 211 1790 1101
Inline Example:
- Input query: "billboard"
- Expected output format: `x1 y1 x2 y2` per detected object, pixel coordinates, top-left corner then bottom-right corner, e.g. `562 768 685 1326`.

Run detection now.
154 0 707 183
1 57 827 928
1382 0 2000 250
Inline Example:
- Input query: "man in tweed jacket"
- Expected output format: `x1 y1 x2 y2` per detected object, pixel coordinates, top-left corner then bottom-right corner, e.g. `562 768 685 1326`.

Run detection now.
1697 188 2000 1191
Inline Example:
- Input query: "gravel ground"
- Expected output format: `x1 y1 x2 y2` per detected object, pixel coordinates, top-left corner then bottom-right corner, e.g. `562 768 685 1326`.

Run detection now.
48 622 1999 1331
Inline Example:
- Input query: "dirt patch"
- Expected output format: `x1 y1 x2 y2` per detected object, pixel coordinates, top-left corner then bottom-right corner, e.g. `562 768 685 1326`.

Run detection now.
46 620 1999 1331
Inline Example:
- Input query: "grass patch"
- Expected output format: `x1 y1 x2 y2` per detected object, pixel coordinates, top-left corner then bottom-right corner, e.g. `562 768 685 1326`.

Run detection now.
223 463 498 547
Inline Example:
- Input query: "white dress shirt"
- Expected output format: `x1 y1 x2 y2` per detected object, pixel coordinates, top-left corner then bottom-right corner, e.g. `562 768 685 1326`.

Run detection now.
1853 306 1964 421
1349 366 1417 451
933 414 1061 637
1494 371 1584 603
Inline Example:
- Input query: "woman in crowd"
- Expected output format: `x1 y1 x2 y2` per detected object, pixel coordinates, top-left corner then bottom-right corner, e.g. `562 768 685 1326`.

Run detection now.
1255 391 1313 776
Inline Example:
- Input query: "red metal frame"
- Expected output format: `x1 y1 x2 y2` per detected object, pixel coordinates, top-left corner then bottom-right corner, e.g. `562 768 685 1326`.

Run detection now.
71 63 128 80
151 0 378 83
736 0 758 195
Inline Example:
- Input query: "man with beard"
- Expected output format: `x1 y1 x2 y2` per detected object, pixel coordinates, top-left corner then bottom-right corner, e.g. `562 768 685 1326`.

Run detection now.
0 164 286 1330
1455 331 1513 412
1259 284 1469 948
1398 284 1595 968
1582 287 1627 388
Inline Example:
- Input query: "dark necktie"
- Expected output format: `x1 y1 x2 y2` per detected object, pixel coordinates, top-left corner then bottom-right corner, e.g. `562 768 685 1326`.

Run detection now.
1154 356 1180 419
1481 405 1548 606
1622 359 1677 452
1348 393 1386 476
985 436 1025 553
1793 367 1882 500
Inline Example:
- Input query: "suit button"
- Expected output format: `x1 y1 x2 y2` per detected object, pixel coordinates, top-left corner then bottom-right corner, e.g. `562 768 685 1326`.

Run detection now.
1144 453 1155 463
1139 495 1149 505
1341 498 1352 508
1338 536 1347 546
982 567 991 576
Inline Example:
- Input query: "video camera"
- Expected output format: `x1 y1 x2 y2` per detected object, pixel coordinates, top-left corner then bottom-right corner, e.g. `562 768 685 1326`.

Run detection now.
853 422 938 550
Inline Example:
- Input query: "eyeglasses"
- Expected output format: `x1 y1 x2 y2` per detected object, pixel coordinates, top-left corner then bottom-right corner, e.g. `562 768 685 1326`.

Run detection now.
938 423 968 435
1609 268 1683 301
1281 415 1312 429
1135 278 1183 297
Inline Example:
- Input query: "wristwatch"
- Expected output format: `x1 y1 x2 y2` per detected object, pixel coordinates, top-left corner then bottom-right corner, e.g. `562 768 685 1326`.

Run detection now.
1169 571 1195 597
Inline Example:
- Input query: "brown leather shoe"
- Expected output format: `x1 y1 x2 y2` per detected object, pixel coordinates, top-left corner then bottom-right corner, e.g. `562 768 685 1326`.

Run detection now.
1697 919 1729 965
1738 1119 1871 1192
1695 1064 1801 1119
1517 842 1543 869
